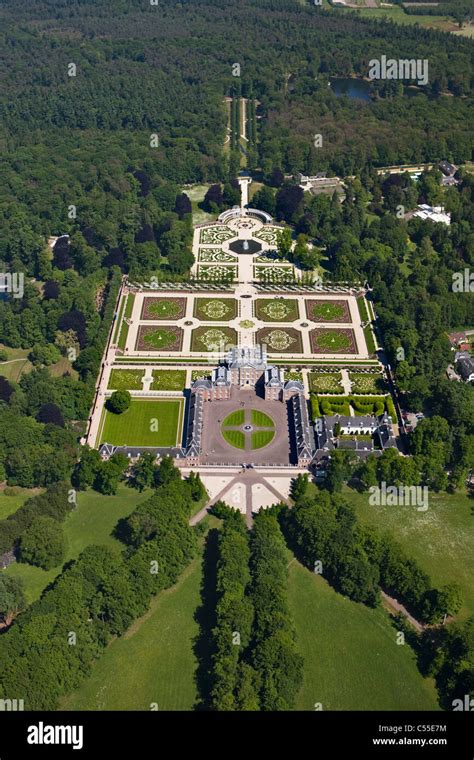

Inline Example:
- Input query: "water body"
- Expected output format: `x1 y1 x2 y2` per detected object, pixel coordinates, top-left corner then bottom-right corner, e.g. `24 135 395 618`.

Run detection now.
329 77 372 102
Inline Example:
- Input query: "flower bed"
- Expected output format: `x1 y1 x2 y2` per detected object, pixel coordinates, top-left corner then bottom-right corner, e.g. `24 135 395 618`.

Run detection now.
309 328 357 354
140 297 186 321
255 298 299 322
135 325 183 352
305 299 351 323
193 298 237 321
256 327 303 353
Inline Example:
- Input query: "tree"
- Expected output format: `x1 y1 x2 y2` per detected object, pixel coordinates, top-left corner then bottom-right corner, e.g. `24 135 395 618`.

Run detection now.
0 377 14 403
20 516 66 570
94 453 128 495
173 193 192 220
73 446 102 490
275 184 304 223
130 452 157 492
43 280 60 300
36 403 65 428
203 184 223 213
29 343 61 366
107 390 131 414
0 576 25 626
276 228 292 260
155 455 180 487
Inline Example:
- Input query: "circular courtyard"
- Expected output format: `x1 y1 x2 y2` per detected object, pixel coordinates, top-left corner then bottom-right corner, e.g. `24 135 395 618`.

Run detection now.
221 408 275 450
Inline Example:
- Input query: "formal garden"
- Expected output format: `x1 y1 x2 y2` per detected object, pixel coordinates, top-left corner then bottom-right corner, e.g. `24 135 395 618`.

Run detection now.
197 264 238 281
108 369 145 391
198 249 237 263
310 328 357 354
135 325 183 352
255 298 299 322
100 398 184 447
199 225 234 244
254 226 284 245
308 371 343 394
190 326 237 352
349 372 385 394
305 299 351 323
140 297 187 321
151 370 187 391
310 394 396 419
254 265 294 283
256 327 303 353
193 297 238 321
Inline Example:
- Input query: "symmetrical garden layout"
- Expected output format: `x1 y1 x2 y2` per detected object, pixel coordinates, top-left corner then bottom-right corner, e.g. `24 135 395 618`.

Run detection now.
86 211 391 518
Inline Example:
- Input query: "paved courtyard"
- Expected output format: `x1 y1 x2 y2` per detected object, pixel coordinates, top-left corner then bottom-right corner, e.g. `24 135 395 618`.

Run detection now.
199 387 292 466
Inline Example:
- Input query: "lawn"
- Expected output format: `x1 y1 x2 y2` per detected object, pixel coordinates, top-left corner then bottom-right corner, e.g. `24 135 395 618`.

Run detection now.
193 298 237 321
0 488 41 520
4 486 145 604
310 328 357 354
101 398 184 447
251 430 274 449
251 409 274 427
117 294 135 351
135 325 183 352
222 429 245 449
141 297 186 321
347 488 474 621
151 369 186 391
222 409 244 426
62 549 204 711
255 298 299 322
288 558 439 711
0 345 32 383
108 369 144 390
305 299 350 323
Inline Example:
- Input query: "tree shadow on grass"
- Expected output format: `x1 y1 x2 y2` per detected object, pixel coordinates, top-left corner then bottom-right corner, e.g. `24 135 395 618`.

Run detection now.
192 527 219 710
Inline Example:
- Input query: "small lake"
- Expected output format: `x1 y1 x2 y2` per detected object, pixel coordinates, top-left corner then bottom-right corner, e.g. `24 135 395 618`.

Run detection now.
329 77 372 102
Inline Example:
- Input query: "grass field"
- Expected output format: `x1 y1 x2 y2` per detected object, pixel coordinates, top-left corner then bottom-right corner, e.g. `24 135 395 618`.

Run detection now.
0 488 42 520
288 558 439 711
101 398 183 447
251 409 274 427
343 5 459 34
347 487 474 620
117 294 135 350
0 345 32 383
151 369 186 391
222 410 245 426
251 430 275 449
108 369 144 390
4 486 146 604
222 429 245 449
349 372 384 394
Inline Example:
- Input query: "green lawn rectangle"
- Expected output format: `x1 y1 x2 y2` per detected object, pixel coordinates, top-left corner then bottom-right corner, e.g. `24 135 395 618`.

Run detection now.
222 410 245 426
151 370 187 391
251 409 274 427
251 430 274 449
222 429 245 449
101 398 183 447
288 558 439 711
108 369 144 390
